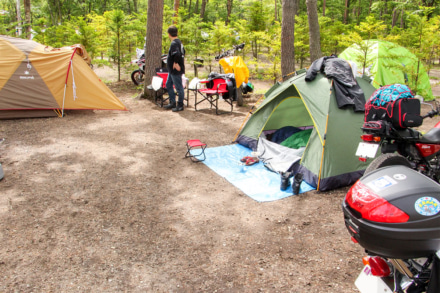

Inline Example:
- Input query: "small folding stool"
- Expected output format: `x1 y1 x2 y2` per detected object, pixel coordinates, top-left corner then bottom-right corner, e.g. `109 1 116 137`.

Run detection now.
185 139 207 162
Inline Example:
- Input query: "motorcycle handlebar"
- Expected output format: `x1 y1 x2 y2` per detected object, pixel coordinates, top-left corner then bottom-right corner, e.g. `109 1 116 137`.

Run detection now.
422 109 440 119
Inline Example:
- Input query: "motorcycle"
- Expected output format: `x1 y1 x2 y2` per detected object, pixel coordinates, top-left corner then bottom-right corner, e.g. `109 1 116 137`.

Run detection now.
130 55 145 86
130 48 167 86
215 43 245 61
356 99 440 181
342 165 440 293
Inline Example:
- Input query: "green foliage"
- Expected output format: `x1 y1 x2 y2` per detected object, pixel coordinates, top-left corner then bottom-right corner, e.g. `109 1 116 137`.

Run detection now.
261 22 281 83
4 0 440 84
294 15 309 69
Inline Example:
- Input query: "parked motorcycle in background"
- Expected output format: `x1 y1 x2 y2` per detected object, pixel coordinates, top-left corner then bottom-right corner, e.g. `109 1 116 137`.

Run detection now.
130 48 167 86
342 165 440 292
215 43 245 61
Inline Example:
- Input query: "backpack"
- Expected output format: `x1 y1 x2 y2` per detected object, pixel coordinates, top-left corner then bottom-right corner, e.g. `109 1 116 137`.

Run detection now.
365 84 422 129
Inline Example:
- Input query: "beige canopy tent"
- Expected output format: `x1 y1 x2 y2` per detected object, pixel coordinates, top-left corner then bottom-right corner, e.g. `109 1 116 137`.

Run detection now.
0 35 126 119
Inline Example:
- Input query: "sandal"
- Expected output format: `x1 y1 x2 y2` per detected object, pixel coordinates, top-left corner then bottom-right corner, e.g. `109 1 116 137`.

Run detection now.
245 157 259 166
240 156 252 162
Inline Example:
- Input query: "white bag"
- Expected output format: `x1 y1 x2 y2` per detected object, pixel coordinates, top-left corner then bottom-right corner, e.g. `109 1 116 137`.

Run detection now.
151 76 163 91
188 77 201 90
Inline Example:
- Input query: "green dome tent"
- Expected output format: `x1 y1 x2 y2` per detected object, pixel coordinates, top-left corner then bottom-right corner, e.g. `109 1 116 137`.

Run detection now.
339 40 433 101
235 72 376 191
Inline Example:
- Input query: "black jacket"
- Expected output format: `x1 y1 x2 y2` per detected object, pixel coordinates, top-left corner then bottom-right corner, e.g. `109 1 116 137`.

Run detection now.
306 56 366 112
166 38 185 75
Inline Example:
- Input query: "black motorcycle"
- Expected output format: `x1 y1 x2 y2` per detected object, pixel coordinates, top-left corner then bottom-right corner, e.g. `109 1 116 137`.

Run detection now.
342 165 440 292
215 43 245 61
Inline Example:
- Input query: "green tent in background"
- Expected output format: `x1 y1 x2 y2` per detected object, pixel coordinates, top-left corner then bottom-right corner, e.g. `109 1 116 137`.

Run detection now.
339 40 434 101
235 72 376 191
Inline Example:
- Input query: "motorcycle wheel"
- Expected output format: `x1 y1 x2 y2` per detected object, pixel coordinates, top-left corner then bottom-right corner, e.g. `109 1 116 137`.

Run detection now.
237 85 244 106
365 153 412 175
131 69 145 86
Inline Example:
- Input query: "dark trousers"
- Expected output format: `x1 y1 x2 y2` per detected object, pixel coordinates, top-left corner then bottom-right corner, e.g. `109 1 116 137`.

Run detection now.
166 73 184 105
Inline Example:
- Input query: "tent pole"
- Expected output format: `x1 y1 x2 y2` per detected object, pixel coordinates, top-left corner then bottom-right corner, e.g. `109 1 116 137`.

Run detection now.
62 84 67 117
61 48 78 117
317 114 329 191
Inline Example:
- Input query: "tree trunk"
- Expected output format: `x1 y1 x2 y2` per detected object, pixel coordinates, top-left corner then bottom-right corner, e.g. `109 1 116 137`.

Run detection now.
391 8 398 28
322 0 326 16
16 0 22 36
200 0 207 18
225 0 233 25
57 0 62 24
357 0 361 24
143 0 164 98
117 30 121 82
306 0 321 63
47 1 55 25
281 0 297 78
344 0 349 24
126 0 132 14
195 0 199 14
24 0 31 39
133 0 138 13
274 0 278 21
173 0 180 20
400 8 404 28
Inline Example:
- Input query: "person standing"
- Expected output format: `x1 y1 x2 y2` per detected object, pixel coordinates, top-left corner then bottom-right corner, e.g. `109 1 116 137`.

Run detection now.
164 25 185 112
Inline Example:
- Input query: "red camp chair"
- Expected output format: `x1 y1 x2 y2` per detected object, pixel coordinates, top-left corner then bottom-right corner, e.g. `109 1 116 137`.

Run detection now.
185 139 207 162
154 69 189 108
195 78 233 115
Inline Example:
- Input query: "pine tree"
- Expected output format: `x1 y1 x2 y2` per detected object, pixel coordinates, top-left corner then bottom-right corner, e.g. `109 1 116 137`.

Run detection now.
281 0 297 78
143 0 164 98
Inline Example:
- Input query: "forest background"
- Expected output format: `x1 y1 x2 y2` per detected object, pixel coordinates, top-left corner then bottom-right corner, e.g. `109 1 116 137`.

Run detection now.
1 0 440 88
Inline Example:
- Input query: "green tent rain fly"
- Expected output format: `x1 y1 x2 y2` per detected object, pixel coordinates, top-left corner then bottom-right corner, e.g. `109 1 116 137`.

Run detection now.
339 40 433 101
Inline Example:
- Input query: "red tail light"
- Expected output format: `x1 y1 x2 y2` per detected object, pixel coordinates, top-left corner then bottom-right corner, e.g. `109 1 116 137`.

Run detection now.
360 134 374 142
361 134 381 142
362 256 391 277
346 181 409 223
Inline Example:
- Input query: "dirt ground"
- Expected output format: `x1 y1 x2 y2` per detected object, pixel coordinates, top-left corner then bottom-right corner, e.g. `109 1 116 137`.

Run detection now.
1 71 440 293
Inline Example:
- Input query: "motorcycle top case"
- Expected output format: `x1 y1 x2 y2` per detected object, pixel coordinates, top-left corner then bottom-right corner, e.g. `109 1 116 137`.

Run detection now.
342 166 440 259
365 98 422 129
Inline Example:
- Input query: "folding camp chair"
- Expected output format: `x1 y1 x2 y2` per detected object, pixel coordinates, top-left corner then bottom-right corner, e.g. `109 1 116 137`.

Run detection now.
194 78 233 115
153 69 189 108
185 139 207 162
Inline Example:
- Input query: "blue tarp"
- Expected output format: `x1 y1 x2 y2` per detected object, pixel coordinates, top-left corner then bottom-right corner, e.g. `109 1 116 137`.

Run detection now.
193 144 315 202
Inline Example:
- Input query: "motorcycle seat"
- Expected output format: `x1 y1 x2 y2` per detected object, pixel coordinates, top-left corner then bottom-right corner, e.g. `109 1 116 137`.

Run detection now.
395 128 420 139
420 128 440 144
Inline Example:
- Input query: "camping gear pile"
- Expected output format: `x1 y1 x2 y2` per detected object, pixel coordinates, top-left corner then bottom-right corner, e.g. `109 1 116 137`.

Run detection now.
0 35 126 119
235 59 377 191
218 56 249 90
